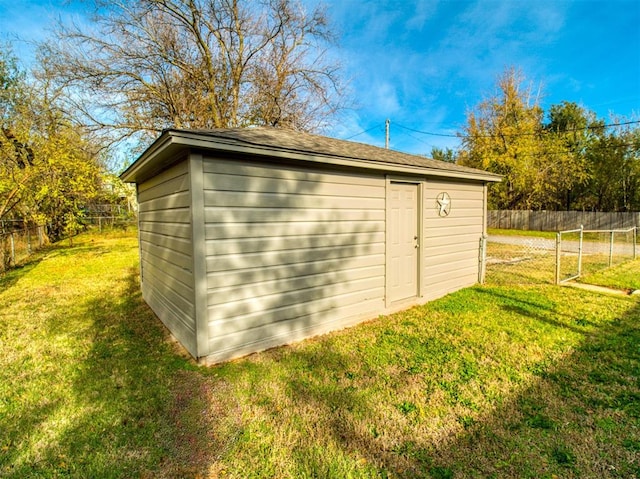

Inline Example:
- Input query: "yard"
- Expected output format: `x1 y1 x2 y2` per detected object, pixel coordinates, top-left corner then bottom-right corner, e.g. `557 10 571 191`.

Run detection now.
1 230 638 478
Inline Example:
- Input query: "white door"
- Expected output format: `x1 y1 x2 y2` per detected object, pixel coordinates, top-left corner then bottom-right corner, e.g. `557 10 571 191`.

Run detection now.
387 182 419 303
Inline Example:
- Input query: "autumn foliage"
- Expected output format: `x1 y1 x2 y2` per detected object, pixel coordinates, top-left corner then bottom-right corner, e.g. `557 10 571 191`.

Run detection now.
459 68 640 212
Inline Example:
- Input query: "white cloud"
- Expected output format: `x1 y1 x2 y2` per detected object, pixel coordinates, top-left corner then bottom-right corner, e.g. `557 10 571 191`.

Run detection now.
330 109 386 147
420 1 568 81
404 1 440 31
372 81 402 114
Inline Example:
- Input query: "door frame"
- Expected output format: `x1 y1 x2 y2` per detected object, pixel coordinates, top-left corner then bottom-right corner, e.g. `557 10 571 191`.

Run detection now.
385 176 423 307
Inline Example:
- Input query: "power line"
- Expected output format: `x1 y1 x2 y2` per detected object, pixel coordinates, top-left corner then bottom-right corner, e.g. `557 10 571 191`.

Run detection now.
458 141 639 162
338 120 639 157
341 125 382 141
393 128 438 150
394 119 640 140
394 123 459 138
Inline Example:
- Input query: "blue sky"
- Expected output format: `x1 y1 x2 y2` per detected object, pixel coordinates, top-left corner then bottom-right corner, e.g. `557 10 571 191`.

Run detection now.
322 0 640 154
1 0 639 156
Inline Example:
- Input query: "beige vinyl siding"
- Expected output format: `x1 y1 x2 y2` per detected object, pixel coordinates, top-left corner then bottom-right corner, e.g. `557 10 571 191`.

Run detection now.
137 160 197 356
202 158 386 362
422 180 484 300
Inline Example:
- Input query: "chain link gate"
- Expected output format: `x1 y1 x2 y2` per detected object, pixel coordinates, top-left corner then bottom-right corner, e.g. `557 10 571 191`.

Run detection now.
482 234 558 285
481 226 637 286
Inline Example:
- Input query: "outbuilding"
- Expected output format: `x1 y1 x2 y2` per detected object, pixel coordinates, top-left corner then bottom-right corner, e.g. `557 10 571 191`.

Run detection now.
120 128 500 364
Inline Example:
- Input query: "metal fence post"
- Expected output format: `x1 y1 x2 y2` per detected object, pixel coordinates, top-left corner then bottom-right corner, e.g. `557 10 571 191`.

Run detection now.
634 226 637 260
609 230 614 267
9 232 15 267
478 235 487 284
578 225 583 278
555 231 561 285
0 234 5 272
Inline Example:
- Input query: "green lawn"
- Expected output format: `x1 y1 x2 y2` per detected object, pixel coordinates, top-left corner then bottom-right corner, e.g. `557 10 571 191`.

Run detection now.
580 259 640 291
1 231 639 478
485 229 638 287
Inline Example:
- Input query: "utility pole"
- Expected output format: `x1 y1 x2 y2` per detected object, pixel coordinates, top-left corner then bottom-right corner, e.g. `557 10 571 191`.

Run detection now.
385 118 390 149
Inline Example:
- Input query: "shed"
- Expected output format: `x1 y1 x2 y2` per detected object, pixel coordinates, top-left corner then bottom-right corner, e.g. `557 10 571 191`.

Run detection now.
120 128 500 364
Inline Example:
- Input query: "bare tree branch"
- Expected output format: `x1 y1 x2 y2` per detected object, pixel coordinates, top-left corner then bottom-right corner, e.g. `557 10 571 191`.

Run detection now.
39 0 345 148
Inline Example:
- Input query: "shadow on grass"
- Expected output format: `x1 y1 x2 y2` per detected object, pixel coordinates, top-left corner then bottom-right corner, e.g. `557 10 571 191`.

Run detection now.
1 264 237 478
0 241 70 289
418 293 640 478
475 287 599 334
59 269 242 478
3 237 638 479
0 239 110 290
244 290 640 478
0 257 44 290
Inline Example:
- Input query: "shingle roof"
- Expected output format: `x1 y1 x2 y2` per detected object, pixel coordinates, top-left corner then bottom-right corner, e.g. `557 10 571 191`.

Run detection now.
121 127 501 183
174 127 498 179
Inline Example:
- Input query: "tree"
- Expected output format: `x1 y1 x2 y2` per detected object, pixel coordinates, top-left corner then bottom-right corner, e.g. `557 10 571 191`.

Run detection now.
40 0 345 147
458 68 550 209
580 122 640 212
457 68 607 211
29 110 104 240
0 46 24 126
543 101 598 210
544 103 640 212
430 146 457 163
0 45 105 240
0 46 35 223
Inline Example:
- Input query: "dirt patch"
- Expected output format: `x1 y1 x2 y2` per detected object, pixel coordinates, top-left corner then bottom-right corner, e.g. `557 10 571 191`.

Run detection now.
155 370 243 479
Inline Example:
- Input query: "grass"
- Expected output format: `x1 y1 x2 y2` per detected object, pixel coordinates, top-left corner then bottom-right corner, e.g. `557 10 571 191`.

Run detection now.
485 231 638 287
1 230 639 478
488 228 557 239
580 259 640 291
485 242 557 284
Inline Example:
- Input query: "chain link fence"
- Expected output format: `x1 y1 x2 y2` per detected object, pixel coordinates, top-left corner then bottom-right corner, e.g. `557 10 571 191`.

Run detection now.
482 226 637 286
560 227 637 282
482 234 557 285
83 216 137 232
1 225 48 273
1 215 137 273
83 204 137 232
